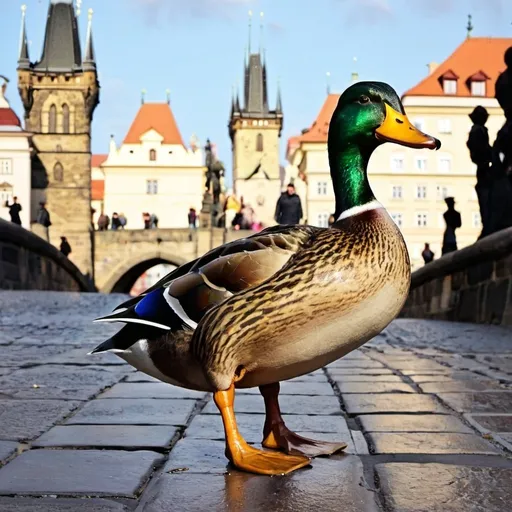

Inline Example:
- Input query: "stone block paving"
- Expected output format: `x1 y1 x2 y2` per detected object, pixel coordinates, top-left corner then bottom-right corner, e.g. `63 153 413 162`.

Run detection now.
0 292 512 511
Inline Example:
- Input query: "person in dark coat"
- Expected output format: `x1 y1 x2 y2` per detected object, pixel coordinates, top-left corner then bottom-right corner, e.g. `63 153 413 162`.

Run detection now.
467 106 492 237
442 197 462 255
421 243 434 264
274 183 303 225
36 202 51 241
5 196 22 226
59 236 72 257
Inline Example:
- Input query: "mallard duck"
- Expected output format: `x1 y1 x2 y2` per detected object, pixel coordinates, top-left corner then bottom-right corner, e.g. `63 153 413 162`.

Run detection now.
91 81 440 475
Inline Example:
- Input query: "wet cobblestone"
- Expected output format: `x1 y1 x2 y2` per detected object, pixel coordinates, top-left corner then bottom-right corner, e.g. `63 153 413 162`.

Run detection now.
0 291 511 511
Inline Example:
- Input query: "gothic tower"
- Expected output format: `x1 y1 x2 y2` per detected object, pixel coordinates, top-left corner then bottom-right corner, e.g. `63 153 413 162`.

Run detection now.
228 12 283 227
17 1 99 278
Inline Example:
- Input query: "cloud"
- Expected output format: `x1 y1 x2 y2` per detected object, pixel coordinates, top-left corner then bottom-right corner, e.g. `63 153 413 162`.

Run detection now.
267 21 286 36
336 0 393 26
132 0 254 24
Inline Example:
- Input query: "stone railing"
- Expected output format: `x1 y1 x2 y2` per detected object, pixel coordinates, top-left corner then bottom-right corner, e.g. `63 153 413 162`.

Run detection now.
0 219 94 292
401 227 512 325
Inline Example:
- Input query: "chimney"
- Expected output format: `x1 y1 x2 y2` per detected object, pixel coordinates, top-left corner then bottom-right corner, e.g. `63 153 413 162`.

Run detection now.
427 62 439 75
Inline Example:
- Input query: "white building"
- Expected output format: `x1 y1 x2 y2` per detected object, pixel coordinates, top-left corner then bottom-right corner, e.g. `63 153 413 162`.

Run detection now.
94 100 206 229
0 79 31 228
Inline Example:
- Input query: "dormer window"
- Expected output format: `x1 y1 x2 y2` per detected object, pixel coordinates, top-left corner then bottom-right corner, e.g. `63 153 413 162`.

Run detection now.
439 70 459 95
467 71 489 97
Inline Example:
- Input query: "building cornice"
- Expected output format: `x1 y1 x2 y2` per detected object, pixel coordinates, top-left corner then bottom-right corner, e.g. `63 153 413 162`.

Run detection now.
402 95 500 108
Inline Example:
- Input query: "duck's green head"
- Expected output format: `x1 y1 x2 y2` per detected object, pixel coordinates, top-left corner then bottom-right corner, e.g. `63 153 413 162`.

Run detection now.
328 82 440 217
329 81 441 152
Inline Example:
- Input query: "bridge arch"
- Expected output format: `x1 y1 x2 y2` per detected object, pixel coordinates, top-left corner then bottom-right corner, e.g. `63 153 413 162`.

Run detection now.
98 249 189 294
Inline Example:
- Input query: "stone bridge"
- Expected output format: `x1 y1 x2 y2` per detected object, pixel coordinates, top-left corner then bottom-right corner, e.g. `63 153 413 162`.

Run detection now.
93 228 249 293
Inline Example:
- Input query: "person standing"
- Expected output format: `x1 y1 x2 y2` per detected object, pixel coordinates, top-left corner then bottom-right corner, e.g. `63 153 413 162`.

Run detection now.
466 106 492 238
111 212 121 230
4 196 22 226
119 213 127 229
274 183 303 225
442 197 462 255
188 208 197 241
59 236 72 257
36 202 51 241
97 212 109 231
421 243 435 264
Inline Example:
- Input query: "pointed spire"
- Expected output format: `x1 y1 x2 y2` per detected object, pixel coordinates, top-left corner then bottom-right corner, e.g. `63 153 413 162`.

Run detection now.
466 14 473 38
259 11 264 55
18 5 30 69
276 79 283 115
230 85 236 117
83 8 96 70
326 71 331 95
166 89 171 105
351 57 359 83
141 89 146 105
235 83 241 113
248 10 253 57
109 134 117 155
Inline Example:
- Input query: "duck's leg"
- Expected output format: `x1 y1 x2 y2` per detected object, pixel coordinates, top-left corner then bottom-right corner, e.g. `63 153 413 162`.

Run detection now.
214 383 311 475
260 382 347 457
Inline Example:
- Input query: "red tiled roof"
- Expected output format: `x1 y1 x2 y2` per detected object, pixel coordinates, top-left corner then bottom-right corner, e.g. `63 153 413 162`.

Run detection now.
123 103 184 145
91 154 108 167
404 37 512 98
295 94 340 144
91 179 104 201
0 108 21 127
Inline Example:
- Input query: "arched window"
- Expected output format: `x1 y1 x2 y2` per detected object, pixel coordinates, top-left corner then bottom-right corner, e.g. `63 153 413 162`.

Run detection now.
149 149 157 161
53 162 64 182
62 104 70 133
48 104 57 133
256 133 263 152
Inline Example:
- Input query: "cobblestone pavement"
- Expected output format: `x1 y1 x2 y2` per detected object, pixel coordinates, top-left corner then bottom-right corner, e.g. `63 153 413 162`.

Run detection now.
1 291 512 511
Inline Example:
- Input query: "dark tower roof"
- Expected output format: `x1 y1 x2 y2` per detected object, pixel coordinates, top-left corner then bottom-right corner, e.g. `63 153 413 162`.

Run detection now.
34 0 82 73
244 54 266 114
18 7 30 69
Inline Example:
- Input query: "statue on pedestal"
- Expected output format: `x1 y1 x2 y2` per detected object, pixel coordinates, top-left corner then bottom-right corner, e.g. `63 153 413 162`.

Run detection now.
201 139 226 227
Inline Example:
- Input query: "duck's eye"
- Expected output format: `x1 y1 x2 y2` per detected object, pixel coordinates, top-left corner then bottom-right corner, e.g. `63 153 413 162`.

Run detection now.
358 95 371 104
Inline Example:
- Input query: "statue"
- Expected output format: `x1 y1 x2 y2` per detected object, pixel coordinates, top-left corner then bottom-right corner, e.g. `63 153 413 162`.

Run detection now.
204 139 225 208
441 197 461 255
486 46 512 235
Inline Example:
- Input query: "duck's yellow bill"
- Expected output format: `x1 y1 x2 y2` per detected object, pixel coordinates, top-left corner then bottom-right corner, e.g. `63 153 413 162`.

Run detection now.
375 103 440 150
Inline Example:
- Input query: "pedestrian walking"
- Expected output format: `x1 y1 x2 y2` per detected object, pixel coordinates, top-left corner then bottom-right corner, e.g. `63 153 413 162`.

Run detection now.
274 183 303 225
59 236 72 257
36 202 51 241
4 196 22 226
421 243 434 264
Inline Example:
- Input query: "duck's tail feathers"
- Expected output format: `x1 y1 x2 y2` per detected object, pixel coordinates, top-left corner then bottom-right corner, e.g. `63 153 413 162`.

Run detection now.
93 307 171 331
88 323 162 355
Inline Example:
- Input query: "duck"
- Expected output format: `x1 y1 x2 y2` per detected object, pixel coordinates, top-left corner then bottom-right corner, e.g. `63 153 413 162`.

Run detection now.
91 81 440 476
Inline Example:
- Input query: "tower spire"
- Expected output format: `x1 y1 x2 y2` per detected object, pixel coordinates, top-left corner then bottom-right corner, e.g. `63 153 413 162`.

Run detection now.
83 8 96 70
326 71 331 95
351 57 359 83
466 14 473 38
259 11 264 56
248 10 253 57
18 5 30 69
276 78 283 115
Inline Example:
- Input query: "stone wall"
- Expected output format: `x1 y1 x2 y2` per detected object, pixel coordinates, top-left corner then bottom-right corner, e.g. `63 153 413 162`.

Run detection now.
401 227 512 325
0 219 94 292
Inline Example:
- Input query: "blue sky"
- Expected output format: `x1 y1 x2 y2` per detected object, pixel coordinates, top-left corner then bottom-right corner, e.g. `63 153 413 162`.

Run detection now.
1 0 511 183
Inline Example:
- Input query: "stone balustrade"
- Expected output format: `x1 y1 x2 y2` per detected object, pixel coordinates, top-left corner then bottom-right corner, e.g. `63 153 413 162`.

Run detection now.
401 227 512 325
0 219 94 292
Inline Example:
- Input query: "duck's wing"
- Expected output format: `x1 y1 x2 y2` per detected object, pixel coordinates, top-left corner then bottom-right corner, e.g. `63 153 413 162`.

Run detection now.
95 225 320 331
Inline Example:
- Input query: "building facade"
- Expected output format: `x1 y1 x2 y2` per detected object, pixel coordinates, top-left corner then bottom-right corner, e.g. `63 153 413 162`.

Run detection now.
228 39 283 227
17 1 99 276
97 101 205 229
0 79 31 228
288 37 512 270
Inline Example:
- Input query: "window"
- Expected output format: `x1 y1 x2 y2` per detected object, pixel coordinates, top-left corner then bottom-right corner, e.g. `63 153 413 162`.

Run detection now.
391 156 404 171
256 133 263 152
0 159 12 175
317 181 328 195
415 157 427 171
438 119 452 134
473 212 482 228
471 81 486 96
146 179 158 194
392 185 403 199
48 104 57 133
436 185 449 199
443 79 457 94
391 213 403 227
0 187 13 204
316 212 329 228
413 118 425 131
416 185 427 199
438 157 451 172
149 149 157 161
62 103 70 133
416 213 428 227
53 162 64 182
